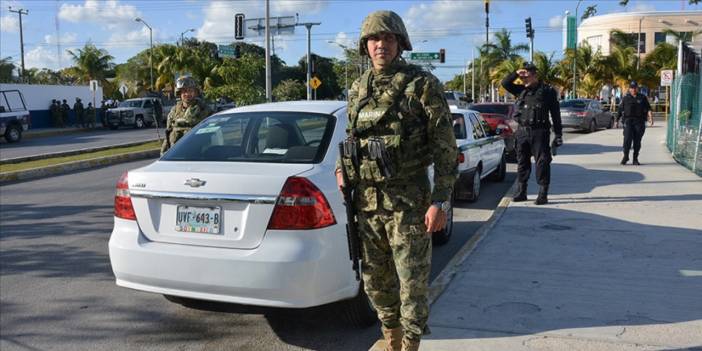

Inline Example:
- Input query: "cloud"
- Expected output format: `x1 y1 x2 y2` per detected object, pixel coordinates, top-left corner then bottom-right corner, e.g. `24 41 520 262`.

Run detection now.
58 0 142 31
197 0 328 44
1 15 19 33
44 32 79 45
106 26 157 50
25 45 72 70
404 0 483 40
328 32 356 55
549 15 564 29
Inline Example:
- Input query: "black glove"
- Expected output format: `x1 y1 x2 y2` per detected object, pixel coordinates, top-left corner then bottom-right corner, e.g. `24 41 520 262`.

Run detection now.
554 135 563 147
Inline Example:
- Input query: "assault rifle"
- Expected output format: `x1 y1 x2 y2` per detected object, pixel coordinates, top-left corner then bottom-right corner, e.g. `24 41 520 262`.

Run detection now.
338 142 362 281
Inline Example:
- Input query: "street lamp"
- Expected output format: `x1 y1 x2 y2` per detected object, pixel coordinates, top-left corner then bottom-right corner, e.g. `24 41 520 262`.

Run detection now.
135 17 154 92
180 28 195 46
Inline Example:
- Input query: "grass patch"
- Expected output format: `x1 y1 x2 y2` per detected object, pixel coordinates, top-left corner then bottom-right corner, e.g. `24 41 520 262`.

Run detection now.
0 140 160 173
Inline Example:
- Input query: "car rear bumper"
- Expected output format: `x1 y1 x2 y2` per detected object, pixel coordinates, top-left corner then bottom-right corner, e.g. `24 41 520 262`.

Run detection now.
109 218 358 308
561 116 588 129
454 167 477 200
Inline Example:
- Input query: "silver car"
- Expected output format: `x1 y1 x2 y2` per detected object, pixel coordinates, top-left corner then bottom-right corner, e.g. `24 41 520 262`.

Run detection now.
560 99 614 133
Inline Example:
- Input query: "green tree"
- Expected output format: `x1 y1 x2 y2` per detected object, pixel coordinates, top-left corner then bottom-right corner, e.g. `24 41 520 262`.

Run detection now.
643 42 677 72
483 29 529 63
0 57 15 83
273 79 306 101
208 53 266 106
298 54 342 100
581 5 597 21
66 43 114 83
662 28 702 44
609 29 638 50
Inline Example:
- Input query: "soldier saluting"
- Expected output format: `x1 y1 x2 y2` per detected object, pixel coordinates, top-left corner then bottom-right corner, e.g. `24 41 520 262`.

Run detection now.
616 81 653 165
160 76 213 155
501 62 563 205
336 10 457 351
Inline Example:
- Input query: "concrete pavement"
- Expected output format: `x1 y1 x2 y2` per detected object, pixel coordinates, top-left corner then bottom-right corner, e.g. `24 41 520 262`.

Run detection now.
422 124 702 350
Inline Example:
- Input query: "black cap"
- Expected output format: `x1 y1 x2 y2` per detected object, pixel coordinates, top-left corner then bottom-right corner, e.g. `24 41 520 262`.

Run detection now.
629 81 638 88
522 62 537 72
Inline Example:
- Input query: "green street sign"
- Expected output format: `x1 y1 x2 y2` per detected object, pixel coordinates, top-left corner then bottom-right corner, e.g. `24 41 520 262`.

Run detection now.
566 15 577 50
218 45 236 57
410 52 440 61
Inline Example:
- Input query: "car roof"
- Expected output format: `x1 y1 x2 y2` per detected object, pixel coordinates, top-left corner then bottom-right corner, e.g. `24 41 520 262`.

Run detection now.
223 101 346 115
450 107 481 115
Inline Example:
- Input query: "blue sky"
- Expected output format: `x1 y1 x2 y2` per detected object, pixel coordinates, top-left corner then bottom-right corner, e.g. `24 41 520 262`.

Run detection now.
1 0 699 82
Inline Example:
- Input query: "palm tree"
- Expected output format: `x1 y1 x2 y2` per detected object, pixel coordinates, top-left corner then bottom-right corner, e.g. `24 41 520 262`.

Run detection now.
533 52 564 89
66 43 114 84
0 57 15 83
609 29 637 50
483 28 529 63
662 28 702 45
490 57 524 99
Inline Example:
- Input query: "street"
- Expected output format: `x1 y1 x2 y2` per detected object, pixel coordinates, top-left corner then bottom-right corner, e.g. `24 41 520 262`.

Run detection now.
0 155 516 351
0 128 164 161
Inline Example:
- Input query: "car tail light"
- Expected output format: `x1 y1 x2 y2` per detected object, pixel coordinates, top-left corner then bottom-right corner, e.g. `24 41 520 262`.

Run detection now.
267 177 336 230
114 171 136 220
457 153 465 163
575 111 587 117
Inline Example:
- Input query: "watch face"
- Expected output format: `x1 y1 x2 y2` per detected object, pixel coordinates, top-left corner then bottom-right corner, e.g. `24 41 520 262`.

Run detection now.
441 201 451 212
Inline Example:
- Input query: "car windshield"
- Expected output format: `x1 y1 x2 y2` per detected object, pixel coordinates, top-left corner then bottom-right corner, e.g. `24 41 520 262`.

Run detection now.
468 104 510 115
444 92 456 100
161 111 336 164
560 100 587 108
119 100 142 108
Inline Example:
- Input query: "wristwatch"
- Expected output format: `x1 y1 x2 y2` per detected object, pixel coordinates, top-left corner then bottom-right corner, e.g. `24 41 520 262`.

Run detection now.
432 201 451 213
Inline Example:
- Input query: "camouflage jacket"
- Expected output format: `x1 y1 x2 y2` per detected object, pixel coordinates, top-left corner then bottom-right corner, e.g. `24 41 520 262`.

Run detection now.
165 98 212 131
342 60 457 204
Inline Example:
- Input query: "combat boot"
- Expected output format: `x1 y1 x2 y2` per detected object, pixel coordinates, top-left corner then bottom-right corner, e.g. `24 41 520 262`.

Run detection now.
620 155 629 165
401 337 420 351
381 326 402 351
633 154 640 165
513 183 527 202
534 186 548 205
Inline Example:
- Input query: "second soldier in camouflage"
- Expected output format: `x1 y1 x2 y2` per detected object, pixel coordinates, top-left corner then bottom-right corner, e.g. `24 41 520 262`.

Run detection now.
336 10 457 351
160 76 213 155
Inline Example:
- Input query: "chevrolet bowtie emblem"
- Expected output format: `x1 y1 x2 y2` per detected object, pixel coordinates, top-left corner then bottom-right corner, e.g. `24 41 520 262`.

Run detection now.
184 178 206 187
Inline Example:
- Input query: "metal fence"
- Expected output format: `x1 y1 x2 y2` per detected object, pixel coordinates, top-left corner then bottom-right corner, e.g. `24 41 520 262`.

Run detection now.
666 72 702 176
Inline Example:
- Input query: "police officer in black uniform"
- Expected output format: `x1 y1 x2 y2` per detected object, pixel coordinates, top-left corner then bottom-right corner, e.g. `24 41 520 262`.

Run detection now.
501 62 563 205
616 81 653 166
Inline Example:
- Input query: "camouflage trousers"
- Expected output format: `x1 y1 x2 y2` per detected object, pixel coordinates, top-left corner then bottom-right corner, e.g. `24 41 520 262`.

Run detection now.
358 206 432 340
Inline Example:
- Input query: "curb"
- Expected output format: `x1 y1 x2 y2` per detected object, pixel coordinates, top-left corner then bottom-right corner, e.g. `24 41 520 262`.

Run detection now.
1 140 159 164
23 127 99 140
368 179 518 351
0 149 159 185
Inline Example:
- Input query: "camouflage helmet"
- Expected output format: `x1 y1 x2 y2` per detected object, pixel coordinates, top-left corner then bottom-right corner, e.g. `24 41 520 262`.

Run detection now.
175 76 199 95
359 10 412 56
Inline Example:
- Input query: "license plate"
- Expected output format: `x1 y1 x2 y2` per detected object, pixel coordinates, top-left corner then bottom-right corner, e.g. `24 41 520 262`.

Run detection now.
176 206 221 234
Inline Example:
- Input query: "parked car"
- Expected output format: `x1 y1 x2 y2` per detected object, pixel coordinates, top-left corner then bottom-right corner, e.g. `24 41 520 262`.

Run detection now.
444 90 470 108
467 102 518 159
0 90 31 143
560 99 614 133
105 97 163 130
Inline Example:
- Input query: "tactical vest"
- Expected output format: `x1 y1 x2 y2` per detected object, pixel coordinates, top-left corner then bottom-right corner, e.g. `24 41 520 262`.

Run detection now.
342 66 432 184
171 99 208 129
516 83 551 128
622 94 645 119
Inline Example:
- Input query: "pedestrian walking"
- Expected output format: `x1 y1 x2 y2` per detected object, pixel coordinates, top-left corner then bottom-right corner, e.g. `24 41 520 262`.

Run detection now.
60 99 70 128
73 98 85 128
86 102 96 128
160 76 213 155
501 62 563 205
616 81 653 165
336 10 457 351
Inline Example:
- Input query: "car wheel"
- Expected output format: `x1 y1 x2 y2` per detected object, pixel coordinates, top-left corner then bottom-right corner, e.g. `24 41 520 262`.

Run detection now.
588 119 597 133
489 154 507 182
466 167 481 202
340 284 377 328
4 124 22 143
432 197 453 246
135 117 145 129
607 117 614 129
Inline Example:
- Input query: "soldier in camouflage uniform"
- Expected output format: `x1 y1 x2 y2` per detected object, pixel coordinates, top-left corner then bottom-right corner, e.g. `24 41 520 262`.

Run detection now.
160 76 213 155
336 10 457 351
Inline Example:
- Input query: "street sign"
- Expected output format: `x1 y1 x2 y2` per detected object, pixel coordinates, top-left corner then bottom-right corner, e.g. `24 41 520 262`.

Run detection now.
564 15 576 50
235 13 245 40
218 45 236 57
90 80 99 92
410 52 440 61
310 77 322 90
119 84 128 96
661 70 674 87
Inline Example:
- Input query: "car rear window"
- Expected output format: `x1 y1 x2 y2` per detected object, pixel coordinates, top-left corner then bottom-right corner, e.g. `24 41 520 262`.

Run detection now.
559 100 587 108
161 112 336 164
468 104 510 115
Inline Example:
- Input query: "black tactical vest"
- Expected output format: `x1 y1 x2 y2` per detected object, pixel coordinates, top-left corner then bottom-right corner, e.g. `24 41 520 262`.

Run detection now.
516 83 551 128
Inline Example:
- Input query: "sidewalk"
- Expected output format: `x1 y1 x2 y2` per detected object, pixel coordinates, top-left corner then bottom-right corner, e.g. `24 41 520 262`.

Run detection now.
422 124 702 350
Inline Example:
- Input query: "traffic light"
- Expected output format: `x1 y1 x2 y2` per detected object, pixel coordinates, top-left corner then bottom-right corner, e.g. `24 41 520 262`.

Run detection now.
525 17 534 38
235 13 245 40
439 49 446 63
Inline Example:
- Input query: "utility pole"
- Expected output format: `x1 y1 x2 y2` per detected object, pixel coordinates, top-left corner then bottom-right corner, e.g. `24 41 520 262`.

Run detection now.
300 22 321 100
484 0 490 102
471 48 475 102
135 18 154 92
265 0 272 102
573 0 583 99
637 17 643 69
8 7 28 82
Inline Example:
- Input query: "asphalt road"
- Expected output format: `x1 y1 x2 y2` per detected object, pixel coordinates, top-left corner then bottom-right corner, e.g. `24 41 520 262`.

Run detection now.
0 128 165 161
0 156 515 351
